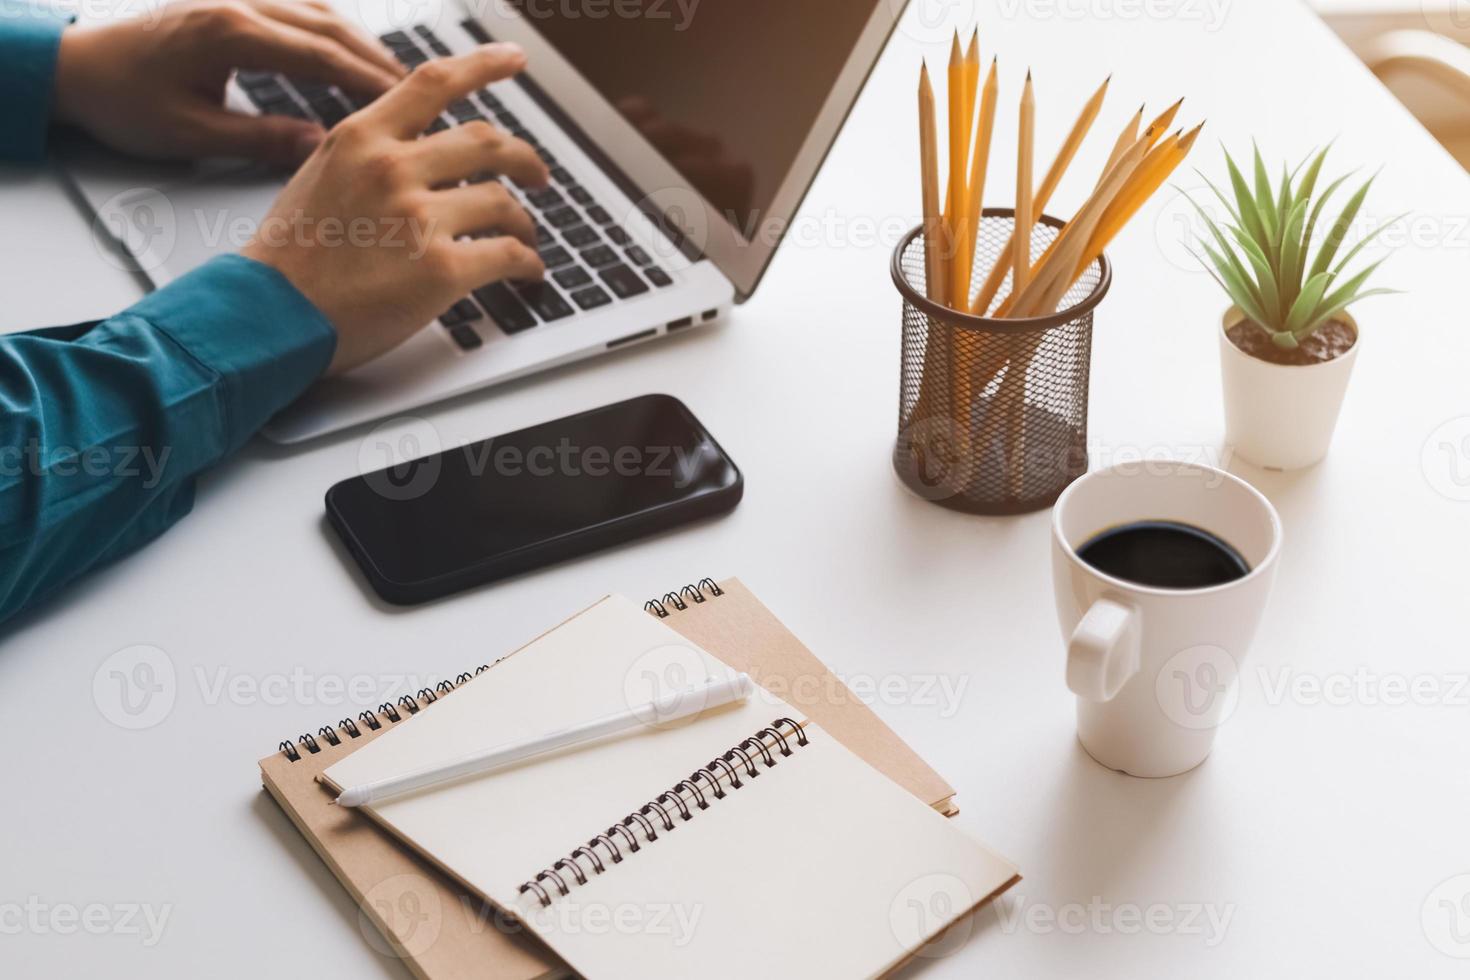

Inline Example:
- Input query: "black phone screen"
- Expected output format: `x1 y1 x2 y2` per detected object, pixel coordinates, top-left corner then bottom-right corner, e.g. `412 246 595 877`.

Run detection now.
326 395 741 601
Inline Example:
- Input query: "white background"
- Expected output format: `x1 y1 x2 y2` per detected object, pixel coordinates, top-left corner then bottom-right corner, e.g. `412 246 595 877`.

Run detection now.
2 0 1469 976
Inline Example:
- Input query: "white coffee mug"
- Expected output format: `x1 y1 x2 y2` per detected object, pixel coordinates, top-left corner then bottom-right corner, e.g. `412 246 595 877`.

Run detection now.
1050 461 1282 777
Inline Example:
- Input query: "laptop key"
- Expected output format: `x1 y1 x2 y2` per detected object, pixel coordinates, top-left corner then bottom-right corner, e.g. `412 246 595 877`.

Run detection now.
526 187 564 209
495 110 521 128
449 324 483 350
449 100 483 123
571 285 613 310
581 245 618 268
553 266 593 289
534 224 555 246
259 97 305 119
308 95 349 127
439 299 483 327
586 205 613 225
413 25 451 56
544 207 581 229
606 226 631 246
645 266 673 288
514 280 574 321
566 185 593 206
625 245 652 266
380 30 413 47
538 245 574 268
476 89 502 110
425 116 450 135
537 147 558 167
473 283 538 334
599 264 651 299
550 166 574 185
562 225 599 248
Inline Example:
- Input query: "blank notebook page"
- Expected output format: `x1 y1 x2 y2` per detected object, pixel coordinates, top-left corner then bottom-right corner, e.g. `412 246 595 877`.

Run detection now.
324 595 1017 978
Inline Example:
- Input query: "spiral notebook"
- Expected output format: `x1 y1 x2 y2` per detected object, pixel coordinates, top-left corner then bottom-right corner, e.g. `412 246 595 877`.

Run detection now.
317 584 1018 979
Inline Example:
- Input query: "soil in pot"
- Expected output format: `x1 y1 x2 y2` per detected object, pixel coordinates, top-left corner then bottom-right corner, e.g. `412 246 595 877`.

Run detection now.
1226 318 1355 366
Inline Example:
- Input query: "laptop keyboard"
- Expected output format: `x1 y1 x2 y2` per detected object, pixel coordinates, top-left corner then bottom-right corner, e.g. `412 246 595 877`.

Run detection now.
234 25 675 350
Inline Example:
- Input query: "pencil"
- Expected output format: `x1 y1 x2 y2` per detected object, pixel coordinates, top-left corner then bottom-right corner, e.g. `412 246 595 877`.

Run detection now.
1076 121 1203 278
970 73 1108 315
948 31 981 307
1015 125 1153 317
918 62 946 303
1013 71 1035 295
953 55 997 309
944 32 971 294
1144 97 1184 151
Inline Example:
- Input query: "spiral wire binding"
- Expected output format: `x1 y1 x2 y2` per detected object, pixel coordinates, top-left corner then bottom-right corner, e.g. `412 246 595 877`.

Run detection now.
278 664 491 762
517 718 810 907
643 576 724 618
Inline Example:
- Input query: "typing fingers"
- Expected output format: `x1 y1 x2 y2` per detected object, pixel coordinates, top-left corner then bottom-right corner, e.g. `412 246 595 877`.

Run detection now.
415 122 548 189
218 5 400 98
249 0 405 84
432 182 537 245
450 236 546 291
362 44 527 139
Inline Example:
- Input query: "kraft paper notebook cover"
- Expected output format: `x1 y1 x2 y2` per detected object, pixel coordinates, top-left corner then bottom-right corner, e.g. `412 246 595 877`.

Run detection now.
320 585 1018 979
258 578 991 979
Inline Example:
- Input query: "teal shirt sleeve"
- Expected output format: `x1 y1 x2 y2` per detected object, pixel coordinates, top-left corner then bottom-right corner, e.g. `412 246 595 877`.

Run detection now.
0 1 70 162
0 255 336 624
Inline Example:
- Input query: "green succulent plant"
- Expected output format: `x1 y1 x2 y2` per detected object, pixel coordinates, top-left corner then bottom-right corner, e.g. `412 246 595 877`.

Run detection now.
1184 143 1400 349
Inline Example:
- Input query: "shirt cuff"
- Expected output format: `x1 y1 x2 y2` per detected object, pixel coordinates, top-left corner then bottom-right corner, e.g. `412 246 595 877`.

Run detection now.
0 5 71 162
125 254 337 450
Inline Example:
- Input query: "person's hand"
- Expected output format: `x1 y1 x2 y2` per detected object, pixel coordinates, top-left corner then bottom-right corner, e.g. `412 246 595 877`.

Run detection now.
242 45 549 376
53 0 405 167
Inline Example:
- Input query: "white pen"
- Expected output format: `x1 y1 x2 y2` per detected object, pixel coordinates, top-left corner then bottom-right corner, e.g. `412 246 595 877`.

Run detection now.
334 672 755 808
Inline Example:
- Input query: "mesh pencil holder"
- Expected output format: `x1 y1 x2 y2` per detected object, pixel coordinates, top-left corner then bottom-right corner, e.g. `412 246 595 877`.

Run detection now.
892 209 1111 515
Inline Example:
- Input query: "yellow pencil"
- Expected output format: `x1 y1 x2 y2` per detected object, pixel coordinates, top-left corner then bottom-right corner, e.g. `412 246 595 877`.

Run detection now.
953 55 997 309
1076 121 1203 278
918 61 945 303
1013 70 1036 296
948 31 981 307
943 32 971 295
970 73 1108 315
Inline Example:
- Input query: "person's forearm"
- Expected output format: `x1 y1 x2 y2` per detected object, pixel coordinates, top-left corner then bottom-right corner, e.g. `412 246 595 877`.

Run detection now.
0 1 70 162
0 254 335 624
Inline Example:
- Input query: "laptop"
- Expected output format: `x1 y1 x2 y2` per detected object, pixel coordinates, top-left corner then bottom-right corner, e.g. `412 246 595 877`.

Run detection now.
63 0 903 444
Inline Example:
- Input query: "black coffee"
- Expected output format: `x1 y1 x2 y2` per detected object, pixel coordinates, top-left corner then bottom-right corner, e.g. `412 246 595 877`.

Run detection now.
1076 520 1249 589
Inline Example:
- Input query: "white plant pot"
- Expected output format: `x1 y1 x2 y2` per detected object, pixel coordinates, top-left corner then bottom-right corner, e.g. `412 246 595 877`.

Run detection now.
1218 306 1359 470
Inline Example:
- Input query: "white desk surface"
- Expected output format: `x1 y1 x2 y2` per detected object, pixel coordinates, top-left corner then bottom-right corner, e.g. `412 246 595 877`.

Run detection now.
3 0 1469 976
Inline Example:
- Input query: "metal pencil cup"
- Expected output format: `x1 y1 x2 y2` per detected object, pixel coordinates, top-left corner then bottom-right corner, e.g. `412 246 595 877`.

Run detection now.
892 209 1112 514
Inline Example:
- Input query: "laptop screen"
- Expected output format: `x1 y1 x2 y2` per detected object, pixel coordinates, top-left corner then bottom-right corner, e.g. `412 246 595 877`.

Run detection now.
507 0 879 240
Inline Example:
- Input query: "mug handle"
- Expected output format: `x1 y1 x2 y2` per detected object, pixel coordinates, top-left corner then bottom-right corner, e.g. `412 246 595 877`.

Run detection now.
1066 598 1141 702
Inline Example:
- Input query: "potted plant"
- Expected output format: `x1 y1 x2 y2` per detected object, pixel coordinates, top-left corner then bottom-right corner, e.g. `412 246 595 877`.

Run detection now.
1185 144 1399 469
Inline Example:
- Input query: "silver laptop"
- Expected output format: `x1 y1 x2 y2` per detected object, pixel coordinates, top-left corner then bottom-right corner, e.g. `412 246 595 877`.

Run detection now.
63 0 903 444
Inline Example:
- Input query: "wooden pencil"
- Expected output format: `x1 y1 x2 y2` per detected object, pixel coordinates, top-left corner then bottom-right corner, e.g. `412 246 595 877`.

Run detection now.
1013 71 1036 295
918 62 945 303
953 55 998 310
943 32 970 291
948 31 982 307
970 74 1109 315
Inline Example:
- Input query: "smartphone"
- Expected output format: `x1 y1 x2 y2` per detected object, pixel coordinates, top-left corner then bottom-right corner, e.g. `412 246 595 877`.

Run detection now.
325 395 742 604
